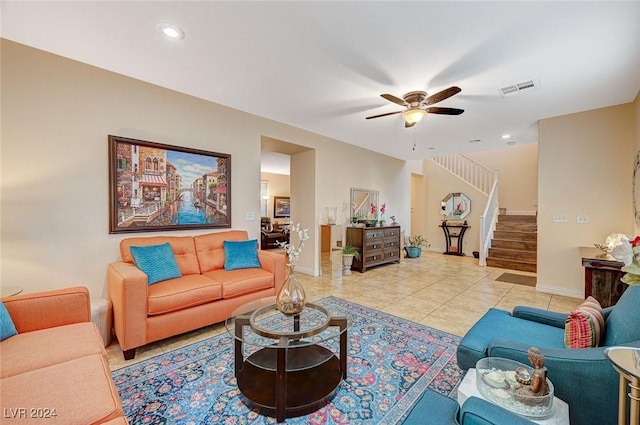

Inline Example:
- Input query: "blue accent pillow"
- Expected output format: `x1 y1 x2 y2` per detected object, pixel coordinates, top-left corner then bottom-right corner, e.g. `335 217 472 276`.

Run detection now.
130 243 182 285
224 239 261 270
0 301 18 341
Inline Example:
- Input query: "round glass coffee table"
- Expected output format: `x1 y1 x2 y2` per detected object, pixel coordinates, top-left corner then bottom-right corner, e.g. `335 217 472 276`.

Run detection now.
225 297 348 422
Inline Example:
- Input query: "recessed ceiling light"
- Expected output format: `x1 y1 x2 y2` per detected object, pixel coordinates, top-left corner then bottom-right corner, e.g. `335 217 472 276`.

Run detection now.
501 134 511 139
157 23 185 40
507 141 516 145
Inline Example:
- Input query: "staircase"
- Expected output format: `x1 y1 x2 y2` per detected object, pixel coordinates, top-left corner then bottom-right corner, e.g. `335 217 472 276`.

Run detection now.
486 214 537 272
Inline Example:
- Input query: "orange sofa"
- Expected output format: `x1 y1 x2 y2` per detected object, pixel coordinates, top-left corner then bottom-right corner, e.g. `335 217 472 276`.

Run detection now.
107 230 286 360
0 287 127 425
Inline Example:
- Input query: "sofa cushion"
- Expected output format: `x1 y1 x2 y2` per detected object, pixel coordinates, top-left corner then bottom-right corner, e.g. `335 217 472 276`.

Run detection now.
0 322 105 378
0 301 17 341
204 268 274 299
564 296 604 349
195 230 250 273
120 235 201 275
604 285 640 346
130 243 182 284
223 239 261 270
0 353 124 425
147 274 223 316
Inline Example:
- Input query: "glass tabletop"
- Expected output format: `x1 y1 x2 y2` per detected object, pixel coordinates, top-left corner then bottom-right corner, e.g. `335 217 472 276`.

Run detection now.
225 296 347 349
605 346 640 379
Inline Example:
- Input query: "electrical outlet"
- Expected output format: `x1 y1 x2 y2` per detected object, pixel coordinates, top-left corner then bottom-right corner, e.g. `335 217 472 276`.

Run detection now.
577 215 590 224
552 214 568 223
246 212 255 221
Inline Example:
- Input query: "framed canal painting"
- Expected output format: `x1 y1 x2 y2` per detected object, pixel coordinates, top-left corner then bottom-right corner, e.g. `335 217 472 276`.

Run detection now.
273 196 290 218
108 135 231 234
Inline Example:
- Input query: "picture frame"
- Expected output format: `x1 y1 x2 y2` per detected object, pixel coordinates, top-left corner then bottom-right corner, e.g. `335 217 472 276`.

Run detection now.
108 135 231 234
273 196 290 218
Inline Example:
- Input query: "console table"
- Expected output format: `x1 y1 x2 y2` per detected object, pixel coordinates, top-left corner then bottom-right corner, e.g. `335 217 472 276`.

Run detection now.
580 247 626 308
346 225 400 272
439 221 469 256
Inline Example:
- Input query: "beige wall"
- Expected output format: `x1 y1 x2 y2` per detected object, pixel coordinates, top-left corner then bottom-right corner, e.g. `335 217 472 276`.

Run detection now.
260 172 290 221
538 103 635 297
466 144 539 214
1 40 408 295
421 161 485 256
417 144 538 256
635 91 640 235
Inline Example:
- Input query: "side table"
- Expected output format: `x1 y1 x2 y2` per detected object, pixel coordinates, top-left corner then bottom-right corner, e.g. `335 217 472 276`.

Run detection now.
604 347 640 425
458 369 570 425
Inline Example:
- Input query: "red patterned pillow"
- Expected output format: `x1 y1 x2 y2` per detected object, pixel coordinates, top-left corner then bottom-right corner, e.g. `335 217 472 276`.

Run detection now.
564 296 605 349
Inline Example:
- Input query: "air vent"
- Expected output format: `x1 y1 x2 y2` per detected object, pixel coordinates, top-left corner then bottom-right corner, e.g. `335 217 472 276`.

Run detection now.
498 79 537 97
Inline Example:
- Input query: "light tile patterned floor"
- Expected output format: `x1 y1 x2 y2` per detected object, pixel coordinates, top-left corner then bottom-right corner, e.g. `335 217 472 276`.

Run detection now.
107 251 583 371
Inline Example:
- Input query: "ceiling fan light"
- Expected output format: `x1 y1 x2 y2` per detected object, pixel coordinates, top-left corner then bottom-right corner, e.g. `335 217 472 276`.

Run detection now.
402 109 427 124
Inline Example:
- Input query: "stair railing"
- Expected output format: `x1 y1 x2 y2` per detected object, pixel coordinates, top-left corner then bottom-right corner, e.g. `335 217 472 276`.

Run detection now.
431 154 496 195
479 177 499 266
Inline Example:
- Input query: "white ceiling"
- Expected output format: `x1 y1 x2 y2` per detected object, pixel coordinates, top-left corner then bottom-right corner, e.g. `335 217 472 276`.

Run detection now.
3 1 640 161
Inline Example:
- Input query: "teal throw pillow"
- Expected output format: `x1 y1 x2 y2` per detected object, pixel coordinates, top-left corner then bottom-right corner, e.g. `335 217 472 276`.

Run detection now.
130 243 182 285
224 239 261 270
0 301 18 341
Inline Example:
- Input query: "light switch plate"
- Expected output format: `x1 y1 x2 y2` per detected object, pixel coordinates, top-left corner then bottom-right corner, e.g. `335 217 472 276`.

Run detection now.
552 214 568 223
577 215 590 224
246 212 255 221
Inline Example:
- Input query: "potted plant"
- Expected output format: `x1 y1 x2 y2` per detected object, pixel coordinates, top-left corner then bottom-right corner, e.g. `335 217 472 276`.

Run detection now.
341 245 361 275
405 235 430 258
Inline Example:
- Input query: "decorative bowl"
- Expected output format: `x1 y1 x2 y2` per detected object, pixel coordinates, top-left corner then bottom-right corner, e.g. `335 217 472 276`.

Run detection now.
476 357 554 418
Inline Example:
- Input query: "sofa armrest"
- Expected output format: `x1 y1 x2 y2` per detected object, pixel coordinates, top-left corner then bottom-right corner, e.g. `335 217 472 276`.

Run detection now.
512 306 568 329
257 250 286 294
2 286 90 333
107 261 149 351
460 396 535 425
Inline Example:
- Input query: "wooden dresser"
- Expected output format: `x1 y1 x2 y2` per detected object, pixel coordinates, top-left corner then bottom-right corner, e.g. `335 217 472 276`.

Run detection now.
346 225 401 272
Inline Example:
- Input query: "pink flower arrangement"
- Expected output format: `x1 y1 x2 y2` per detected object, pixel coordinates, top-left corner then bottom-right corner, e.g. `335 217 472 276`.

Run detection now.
370 203 376 215
380 203 386 215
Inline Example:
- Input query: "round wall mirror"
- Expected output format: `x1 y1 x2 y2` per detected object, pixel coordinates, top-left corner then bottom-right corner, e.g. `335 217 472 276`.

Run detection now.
441 192 471 221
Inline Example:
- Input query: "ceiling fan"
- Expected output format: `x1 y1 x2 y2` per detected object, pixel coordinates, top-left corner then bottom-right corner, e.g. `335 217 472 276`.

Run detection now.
365 86 464 128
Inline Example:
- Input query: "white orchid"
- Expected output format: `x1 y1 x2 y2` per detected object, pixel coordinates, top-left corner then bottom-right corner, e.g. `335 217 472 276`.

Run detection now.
610 234 640 285
605 233 629 252
277 222 309 267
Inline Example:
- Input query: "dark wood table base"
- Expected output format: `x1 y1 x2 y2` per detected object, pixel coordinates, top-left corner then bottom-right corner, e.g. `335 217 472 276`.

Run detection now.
235 315 347 422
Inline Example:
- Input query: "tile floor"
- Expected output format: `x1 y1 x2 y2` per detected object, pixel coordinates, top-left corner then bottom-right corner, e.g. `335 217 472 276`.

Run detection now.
107 251 583 371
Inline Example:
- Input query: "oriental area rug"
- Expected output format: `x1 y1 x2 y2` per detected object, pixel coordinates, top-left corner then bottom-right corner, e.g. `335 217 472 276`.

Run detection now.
112 297 464 425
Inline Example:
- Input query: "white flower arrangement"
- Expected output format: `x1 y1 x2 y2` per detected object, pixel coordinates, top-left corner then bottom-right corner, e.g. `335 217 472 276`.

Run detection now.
610 233 640 285
277 222 309 267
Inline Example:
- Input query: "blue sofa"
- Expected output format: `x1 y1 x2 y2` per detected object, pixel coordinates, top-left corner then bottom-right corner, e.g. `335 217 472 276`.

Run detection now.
456 286 640 425
403 390 534 425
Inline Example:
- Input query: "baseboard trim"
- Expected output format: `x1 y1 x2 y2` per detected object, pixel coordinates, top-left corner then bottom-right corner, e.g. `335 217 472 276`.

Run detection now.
535 284 583 299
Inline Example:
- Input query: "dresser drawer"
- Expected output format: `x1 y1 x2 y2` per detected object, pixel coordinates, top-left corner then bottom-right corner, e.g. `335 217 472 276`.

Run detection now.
364 239 384 252
364 229 384 240
363 250 385 263
383 249 399 260
384 228 400 238
384 239 399 250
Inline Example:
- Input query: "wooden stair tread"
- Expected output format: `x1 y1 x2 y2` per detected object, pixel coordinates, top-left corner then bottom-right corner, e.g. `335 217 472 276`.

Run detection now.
489 214 537 273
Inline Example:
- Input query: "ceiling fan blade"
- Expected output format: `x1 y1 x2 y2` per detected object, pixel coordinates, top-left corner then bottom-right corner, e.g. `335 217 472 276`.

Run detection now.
424 86 461 106
425 107 465 115
365 110 403 120
381 93 408 107
405 121 416 128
